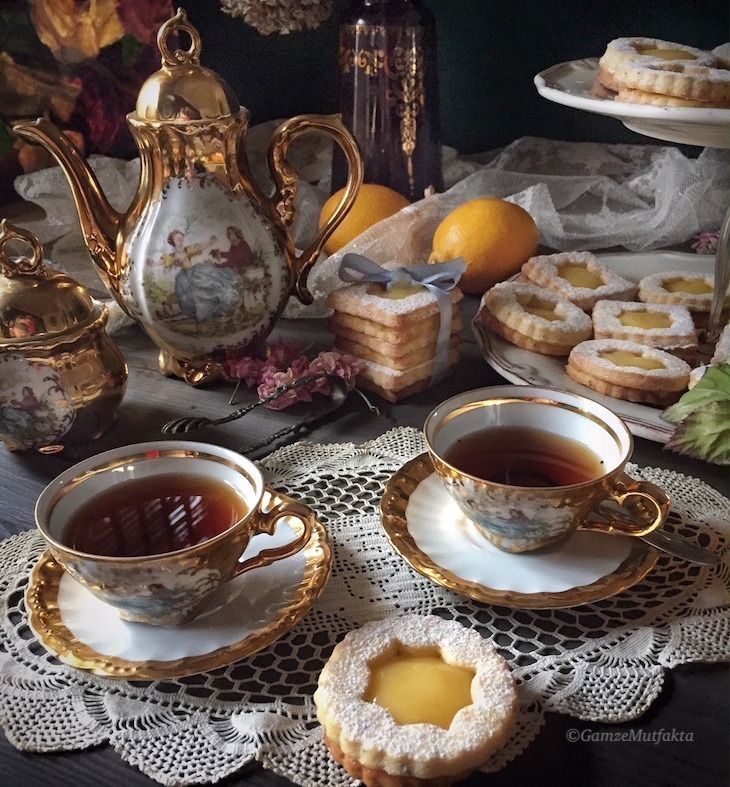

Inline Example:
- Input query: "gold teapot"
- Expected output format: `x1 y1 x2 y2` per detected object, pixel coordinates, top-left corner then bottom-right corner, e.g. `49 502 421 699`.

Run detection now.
0 220 127 452
13 8 362 385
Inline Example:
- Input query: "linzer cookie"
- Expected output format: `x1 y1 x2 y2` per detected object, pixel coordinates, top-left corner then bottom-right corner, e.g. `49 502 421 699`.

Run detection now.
567 339 690 406
521 252 636 311
315 615 518 787
481 281 592 355
327 255 465 402
638 272 725 313
598 37 730 107
592 300 697 360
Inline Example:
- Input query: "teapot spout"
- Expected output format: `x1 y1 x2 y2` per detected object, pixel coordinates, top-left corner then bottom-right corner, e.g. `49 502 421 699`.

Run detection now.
12 118 121 288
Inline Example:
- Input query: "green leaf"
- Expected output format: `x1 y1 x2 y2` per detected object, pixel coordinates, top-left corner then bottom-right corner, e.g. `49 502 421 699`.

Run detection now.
120 35 142 68
665 400 730 465
663 362 730 424
0 120 14 157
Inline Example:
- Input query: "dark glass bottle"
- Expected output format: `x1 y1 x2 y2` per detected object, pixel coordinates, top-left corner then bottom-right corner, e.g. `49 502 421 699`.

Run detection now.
332 0 444 202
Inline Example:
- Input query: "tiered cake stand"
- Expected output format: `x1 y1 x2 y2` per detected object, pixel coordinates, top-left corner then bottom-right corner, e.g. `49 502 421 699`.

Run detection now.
534 57 730 341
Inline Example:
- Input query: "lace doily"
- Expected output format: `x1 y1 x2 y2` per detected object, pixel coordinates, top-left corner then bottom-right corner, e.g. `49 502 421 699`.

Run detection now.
0 427 728 786
295 139 729 317
14 135 728 323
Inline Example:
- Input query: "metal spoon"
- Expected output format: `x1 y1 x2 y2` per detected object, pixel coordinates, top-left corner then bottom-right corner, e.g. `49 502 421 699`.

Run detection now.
161 374 352 435
588 501 721 566
638 528 721 566
161 374 380 458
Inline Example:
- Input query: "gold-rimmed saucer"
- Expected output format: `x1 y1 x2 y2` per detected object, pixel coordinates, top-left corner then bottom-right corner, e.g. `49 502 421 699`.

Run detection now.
380 454 659 609
25 489 332 680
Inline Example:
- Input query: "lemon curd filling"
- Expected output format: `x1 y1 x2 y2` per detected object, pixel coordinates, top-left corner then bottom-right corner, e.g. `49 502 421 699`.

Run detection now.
639 47 696 60
618 311 672 329
665 278 713 295
368 282 424 300
523 302 561 321
558 263 604 289
600 350 665 370
364 651 475 729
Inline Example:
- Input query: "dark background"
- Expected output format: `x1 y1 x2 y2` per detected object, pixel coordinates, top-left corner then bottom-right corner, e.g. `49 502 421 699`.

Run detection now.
184 0 727 153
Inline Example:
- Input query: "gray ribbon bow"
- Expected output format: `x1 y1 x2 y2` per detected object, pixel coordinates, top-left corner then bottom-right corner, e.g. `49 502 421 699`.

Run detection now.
338 254 466 383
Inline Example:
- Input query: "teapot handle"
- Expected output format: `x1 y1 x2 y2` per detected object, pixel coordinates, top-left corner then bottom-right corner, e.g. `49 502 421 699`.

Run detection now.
268 114 362 305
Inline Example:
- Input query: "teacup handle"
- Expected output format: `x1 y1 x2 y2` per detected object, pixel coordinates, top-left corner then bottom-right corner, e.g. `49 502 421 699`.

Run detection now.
233 500 314 576
580 473 670 538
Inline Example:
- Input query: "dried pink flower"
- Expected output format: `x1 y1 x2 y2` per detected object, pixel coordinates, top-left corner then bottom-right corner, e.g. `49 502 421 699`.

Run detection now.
258 365 315 410
224 355 264 387
308 351 363 388
266 338 303 369
690 230 720 255
227 342 364 410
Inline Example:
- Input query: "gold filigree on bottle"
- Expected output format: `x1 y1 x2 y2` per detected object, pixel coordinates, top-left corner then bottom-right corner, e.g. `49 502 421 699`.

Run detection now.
333 1 443 202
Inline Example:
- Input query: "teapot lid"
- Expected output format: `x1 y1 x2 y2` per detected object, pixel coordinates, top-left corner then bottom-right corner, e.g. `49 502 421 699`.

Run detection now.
133 8 241 123
0 220 101 344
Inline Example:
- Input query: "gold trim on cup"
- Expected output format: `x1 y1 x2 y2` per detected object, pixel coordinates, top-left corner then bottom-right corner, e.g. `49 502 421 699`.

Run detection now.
35 443 263 563
25 489 332 679
380 453 659 610
424 387 630 491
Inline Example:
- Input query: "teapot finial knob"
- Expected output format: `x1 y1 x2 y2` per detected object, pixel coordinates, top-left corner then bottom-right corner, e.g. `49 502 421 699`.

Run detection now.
158 7 202 68
0 219 46 279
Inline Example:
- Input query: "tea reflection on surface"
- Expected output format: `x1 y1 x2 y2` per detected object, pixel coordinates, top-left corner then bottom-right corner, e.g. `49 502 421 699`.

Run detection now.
443 426 605 487
62 474 247 557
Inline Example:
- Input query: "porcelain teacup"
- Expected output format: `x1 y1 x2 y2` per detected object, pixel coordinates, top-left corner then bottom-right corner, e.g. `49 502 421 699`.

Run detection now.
35 441 314 625
424 386 670 553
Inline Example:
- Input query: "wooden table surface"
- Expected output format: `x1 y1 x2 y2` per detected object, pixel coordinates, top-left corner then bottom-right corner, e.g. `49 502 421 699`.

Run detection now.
1 297 728 787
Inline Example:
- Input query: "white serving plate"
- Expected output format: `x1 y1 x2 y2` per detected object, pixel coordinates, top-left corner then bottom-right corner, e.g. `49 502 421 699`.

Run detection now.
472 251 714 443
534 58 730 149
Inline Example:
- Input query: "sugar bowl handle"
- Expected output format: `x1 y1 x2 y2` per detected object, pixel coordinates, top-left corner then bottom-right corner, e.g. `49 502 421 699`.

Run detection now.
157 7 202 66
0 219 45 279
233 499 315 575
268 114 363 304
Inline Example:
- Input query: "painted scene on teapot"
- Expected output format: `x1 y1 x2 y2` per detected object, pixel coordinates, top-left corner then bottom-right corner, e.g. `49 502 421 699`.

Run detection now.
124 172 290 356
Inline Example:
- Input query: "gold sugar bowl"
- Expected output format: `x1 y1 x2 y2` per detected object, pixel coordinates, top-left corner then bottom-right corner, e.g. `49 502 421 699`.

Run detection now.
0 220 127 452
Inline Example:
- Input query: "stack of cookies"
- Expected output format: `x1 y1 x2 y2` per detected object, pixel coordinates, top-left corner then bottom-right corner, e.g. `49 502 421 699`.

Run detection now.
327 281 462 402
477 250 715 407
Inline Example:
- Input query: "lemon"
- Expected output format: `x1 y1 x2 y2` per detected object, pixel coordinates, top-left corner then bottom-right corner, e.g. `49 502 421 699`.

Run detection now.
428 198 539 295
320 184 410 255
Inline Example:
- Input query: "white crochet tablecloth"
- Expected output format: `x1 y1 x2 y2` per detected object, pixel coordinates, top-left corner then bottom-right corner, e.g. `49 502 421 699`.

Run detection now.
0 427 728 786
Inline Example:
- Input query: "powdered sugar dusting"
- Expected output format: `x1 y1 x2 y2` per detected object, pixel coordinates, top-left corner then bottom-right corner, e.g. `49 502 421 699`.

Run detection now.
639 272 719 311
328 282 462 320
486 281 592 339
522 252 636 310
592 300 696 347
314 614 517 778
570 339 691 379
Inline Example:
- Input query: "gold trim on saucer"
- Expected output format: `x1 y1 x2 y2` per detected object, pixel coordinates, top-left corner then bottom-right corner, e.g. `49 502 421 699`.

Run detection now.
25 489 332 679
380 454 659 609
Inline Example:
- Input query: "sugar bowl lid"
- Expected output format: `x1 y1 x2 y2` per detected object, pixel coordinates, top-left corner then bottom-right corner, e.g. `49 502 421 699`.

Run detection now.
133 7 240 123
0 220 100 344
